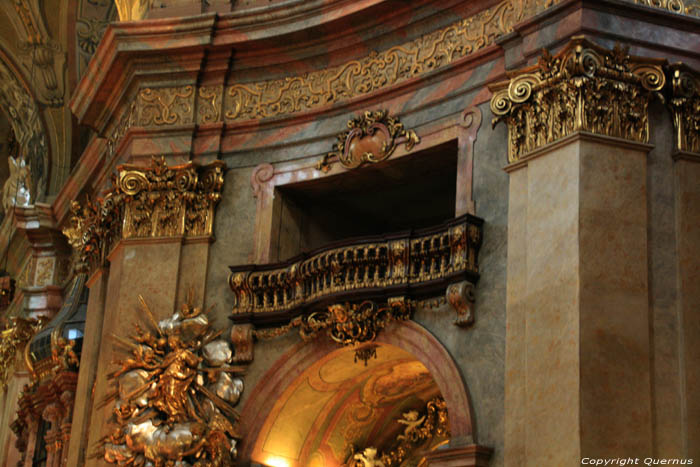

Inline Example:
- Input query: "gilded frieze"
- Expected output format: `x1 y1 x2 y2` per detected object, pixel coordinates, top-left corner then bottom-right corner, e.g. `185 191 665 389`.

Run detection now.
633 0 700 14
62 157 225 274
223 0 562 123
197 86 223 124
490 37 666 162
136 86 195 126
99 296 243 465
316 110 420 172
668 63 700 154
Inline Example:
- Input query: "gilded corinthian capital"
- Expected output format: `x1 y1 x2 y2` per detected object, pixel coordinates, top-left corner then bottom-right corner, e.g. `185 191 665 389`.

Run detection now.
490 37 666 162
63 157 225 274
668 63 700 154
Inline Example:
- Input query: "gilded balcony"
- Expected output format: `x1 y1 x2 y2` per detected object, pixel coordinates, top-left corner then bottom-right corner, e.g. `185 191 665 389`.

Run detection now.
229 214 483 325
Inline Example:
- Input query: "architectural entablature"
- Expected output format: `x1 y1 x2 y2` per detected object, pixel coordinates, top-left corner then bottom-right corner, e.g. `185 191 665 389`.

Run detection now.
229 213 483 326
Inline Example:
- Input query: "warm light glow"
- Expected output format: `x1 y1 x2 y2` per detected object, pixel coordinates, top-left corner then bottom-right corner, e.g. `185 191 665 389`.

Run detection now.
264 456 291 467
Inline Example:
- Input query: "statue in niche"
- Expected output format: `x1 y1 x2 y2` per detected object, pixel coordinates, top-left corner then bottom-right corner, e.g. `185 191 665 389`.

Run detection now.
2 156 32 213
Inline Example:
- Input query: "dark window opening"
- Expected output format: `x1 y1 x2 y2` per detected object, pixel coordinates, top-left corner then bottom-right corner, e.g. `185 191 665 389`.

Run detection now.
274 140 457 260
32 419 49 467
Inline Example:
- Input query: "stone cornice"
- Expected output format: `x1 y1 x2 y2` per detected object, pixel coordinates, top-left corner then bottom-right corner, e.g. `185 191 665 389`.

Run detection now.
71 0 561 133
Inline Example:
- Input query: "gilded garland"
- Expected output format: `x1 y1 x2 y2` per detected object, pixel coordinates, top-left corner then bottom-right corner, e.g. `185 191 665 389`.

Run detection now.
490 37 666 162
254 299 412 365
346 397 450 467
62 157 225 274
100 295 243 466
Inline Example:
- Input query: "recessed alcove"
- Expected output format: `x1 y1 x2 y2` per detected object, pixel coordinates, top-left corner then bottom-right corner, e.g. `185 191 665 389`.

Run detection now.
273 140 458 261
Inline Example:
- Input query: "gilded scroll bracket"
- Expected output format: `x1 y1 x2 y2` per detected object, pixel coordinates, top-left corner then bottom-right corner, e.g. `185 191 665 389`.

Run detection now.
446 280 476 327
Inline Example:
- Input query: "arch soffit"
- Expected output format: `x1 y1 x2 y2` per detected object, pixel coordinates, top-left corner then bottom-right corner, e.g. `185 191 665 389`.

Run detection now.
238 320 475 461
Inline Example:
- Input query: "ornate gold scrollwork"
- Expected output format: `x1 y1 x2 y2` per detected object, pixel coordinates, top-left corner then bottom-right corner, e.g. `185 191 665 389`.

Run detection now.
490 37 666 162
223 0 565 123
99 295 243 466
254 299 412 365
346 396 450 467
0 316 47 390
62 157 225 274
316 110 420 172
668 63 700 154
137 86 194 126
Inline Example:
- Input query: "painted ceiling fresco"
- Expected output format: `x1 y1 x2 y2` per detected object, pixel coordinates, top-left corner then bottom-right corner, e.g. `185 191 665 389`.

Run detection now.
252 344 445 467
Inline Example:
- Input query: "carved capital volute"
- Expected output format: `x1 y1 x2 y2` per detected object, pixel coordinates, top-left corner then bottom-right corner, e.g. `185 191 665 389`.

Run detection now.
62 157 226 274
490 36 666 162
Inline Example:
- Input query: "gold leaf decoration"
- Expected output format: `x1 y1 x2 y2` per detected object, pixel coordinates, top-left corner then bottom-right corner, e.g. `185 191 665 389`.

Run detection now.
100 295 243 466
317 110 420 172
490 37 666 162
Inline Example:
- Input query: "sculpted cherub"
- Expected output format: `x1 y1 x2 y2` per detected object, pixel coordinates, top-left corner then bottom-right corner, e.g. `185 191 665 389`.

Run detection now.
396 410 426 441
353 447 386 467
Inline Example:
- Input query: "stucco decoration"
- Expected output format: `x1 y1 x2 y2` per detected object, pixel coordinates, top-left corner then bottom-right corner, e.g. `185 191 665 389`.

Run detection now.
100 295 243 466
9 0 66 107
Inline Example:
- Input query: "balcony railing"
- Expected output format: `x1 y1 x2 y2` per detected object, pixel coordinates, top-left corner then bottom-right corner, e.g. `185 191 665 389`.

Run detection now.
229 214 483 325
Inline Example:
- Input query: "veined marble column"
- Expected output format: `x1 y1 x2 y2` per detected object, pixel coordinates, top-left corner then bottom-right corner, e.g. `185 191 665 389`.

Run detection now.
668 64 700 461
491 37 665 465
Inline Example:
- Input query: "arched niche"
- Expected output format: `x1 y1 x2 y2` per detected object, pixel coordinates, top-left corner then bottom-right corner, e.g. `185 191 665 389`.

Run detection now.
239 320 478 466
0 47 49 208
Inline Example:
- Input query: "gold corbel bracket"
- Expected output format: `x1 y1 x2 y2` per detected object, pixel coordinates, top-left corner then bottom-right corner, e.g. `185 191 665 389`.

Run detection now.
317 110 420 172
446 280 476 327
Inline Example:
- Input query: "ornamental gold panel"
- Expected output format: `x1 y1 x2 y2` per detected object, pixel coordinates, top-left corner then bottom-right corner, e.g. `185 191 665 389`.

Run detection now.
490 37 666 162
668 63 700 154
62 157 225 274
136 86 194 126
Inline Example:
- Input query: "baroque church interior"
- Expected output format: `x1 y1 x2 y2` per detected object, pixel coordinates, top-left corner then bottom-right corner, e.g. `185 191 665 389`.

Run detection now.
0 0 698 466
